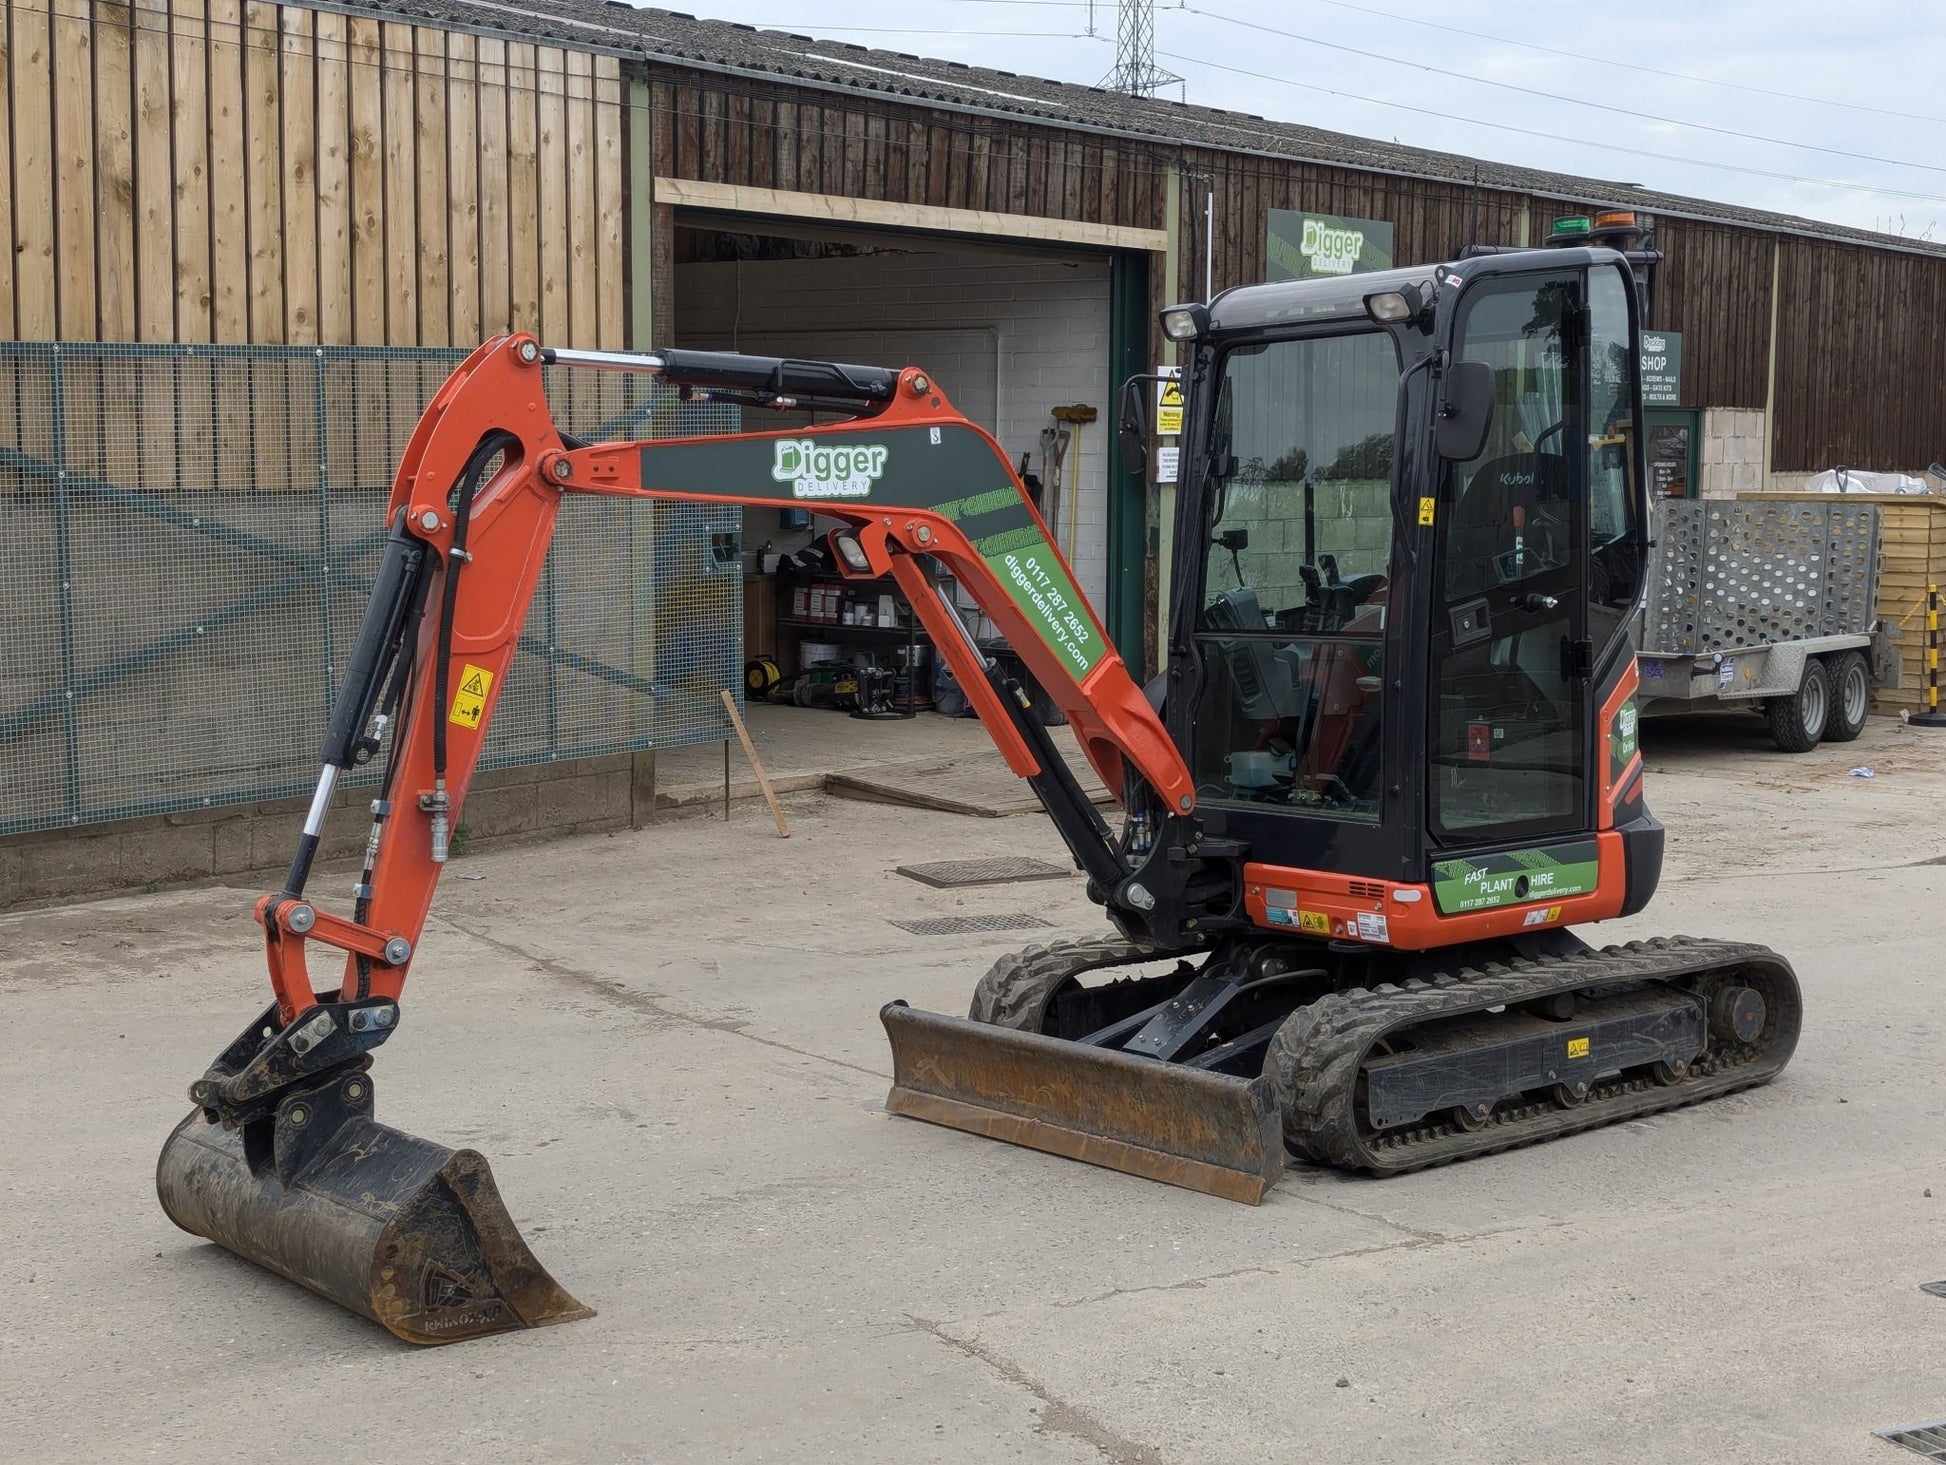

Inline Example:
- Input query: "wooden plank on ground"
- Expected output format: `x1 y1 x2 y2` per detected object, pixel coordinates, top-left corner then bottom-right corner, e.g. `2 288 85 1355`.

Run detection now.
719 690 790 837
824 747 1110 818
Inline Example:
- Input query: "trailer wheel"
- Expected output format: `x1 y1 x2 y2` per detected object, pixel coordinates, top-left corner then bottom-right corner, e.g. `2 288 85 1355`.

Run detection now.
1821 651 1871 743
1768 658 1830 752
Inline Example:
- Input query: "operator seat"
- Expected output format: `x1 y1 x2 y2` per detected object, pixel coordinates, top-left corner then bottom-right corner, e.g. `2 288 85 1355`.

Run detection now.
1445 452 1569 596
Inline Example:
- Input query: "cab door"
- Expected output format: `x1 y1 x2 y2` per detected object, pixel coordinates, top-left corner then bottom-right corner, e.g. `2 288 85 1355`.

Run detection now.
1426 272 1591 848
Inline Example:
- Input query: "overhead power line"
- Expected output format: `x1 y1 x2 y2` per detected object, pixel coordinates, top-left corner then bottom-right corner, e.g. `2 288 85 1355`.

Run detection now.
1178 6 1946 178
1283 0 1946 128
1156 49 1946 208
730 26 1102 38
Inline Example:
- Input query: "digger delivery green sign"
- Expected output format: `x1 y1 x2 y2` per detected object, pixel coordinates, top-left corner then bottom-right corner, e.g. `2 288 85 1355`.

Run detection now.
1265 209 1394 280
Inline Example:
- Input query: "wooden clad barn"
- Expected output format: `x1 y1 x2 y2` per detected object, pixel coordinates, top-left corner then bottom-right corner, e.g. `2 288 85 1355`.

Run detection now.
5 1 1942 477
0 0 626 347
3 0 1945 904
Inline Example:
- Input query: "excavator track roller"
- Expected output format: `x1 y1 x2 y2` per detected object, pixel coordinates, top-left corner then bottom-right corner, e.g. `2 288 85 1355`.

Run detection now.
157 1070 591 1345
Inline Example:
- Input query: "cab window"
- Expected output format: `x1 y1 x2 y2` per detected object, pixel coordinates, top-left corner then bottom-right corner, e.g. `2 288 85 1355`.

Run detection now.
1189 330 1399 821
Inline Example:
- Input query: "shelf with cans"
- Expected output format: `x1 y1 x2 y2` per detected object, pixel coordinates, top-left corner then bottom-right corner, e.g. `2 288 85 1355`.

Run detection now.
745 558 936 718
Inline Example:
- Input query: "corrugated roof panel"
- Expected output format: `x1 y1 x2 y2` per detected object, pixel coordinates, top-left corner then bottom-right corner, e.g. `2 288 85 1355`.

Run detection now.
347 0 1945 257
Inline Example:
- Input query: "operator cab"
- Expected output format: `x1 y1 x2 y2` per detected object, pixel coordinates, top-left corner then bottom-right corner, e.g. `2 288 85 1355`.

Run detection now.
1159 251 1646 885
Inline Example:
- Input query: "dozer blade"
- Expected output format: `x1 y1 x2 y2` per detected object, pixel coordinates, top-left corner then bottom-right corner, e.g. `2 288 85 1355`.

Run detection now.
881 1001 1286 1204
156 1069 592 1345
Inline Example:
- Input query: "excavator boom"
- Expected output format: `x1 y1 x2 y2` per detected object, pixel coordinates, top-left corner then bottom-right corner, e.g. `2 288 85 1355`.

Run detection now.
157 336 1229 1343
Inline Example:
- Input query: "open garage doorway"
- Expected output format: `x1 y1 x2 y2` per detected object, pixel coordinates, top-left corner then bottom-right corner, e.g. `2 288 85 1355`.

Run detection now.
672 213 1133 720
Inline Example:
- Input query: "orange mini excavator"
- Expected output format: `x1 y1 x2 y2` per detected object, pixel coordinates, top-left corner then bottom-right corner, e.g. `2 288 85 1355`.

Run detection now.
158 239 1800 1344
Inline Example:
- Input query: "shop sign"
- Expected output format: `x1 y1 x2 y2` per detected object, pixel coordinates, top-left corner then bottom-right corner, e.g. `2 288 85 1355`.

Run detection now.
1641 330 1683 406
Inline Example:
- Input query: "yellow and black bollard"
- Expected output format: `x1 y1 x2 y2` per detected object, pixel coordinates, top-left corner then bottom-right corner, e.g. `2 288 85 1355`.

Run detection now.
1915 584 1946 728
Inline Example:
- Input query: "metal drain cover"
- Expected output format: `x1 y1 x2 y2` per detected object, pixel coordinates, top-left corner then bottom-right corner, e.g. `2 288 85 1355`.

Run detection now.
890 913 1054 936
1877 1421 1946 1459
896 857 1071 889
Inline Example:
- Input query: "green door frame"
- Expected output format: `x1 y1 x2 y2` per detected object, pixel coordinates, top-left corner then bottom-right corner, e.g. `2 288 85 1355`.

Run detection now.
1105 249 1150 669
1645 407 1701 501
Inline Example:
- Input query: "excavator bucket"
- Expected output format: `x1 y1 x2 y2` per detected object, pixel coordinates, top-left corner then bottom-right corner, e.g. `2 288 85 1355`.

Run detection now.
880 1002 1286 1204
156 1069 592 1345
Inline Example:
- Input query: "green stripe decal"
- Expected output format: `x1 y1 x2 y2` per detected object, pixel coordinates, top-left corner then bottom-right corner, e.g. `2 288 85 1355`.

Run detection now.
1609 696 1640 783
637 422 1101 683
1431 840 1601 914
984 541 1102 679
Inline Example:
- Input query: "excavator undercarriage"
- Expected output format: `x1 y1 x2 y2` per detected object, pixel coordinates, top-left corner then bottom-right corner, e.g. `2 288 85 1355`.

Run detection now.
885 931 1798 1201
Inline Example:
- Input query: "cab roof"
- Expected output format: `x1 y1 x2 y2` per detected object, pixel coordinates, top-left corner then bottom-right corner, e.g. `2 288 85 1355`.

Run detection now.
1205 263 1442 334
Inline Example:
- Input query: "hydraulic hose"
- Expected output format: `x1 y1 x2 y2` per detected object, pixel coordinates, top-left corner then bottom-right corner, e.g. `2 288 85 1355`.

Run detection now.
425 432 520 866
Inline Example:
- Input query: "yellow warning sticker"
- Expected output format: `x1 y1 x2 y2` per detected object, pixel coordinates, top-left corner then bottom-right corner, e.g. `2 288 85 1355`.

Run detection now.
1298 910 1331 936
1417 496 1436 526
1566 1036 1591 1060
1156 373 1185 437
448 663 493 729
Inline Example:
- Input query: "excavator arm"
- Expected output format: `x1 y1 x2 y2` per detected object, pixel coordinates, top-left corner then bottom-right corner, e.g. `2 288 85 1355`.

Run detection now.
158 336 1236 1344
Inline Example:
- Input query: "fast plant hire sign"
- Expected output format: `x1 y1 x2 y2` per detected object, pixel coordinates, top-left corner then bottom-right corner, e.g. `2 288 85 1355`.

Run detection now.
1266 209 1395 280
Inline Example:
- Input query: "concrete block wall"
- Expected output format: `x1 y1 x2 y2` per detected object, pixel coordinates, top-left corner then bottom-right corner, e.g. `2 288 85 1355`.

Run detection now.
1698 408 1769 498
675 252 1113 606
0 757 647 911
1211 477 1391 612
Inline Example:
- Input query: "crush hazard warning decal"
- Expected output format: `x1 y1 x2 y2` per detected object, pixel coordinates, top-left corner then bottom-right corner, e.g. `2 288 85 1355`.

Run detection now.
448 663 494 728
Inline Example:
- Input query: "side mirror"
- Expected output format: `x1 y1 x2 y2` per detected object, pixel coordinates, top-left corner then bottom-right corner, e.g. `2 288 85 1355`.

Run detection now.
1435 360 1496 462
1117 377 1149 476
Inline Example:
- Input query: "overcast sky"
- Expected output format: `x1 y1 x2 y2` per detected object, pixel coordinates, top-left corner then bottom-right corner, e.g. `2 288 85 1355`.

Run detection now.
657 0 1946 241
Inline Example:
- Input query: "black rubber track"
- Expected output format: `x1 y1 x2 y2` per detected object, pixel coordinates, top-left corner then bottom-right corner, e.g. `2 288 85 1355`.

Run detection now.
1263 935 1802 1176
967 935 1162 1029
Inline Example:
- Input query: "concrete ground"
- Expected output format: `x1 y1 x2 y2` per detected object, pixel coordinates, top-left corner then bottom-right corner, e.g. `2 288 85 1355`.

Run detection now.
5 713 1946 1463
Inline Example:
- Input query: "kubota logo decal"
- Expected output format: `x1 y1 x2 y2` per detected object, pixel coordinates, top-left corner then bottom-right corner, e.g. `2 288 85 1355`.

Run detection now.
772 439 888 499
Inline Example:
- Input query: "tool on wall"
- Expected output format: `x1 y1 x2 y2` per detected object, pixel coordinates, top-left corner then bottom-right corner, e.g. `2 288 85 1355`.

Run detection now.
1051 404 1098 563
1037 405 1099 561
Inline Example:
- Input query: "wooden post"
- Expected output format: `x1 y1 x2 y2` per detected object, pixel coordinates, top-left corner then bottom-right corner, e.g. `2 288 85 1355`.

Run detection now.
719 690 791 838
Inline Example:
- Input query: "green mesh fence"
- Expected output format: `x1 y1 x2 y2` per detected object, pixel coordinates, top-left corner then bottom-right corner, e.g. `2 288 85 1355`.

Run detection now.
0 343 740 836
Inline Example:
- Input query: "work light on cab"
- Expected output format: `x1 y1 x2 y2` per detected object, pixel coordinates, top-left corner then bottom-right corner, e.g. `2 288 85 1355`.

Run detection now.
1159 303 1209 341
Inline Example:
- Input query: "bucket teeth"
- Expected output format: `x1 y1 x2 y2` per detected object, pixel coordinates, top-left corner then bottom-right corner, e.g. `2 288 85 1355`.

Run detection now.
156 1072 592 1345
881 1001 1286 1204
